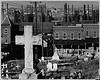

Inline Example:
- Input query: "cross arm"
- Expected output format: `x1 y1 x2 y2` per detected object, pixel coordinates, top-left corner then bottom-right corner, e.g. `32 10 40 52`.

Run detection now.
15 36 24 45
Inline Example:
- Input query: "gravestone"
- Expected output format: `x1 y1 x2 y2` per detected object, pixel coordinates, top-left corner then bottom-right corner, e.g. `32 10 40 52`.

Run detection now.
52 47 59 60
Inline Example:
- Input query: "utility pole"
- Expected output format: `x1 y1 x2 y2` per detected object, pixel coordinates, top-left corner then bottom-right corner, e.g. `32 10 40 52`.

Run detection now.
30 1 41 34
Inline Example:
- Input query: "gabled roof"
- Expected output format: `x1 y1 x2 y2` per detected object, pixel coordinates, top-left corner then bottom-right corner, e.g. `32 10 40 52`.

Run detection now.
1 15 12 26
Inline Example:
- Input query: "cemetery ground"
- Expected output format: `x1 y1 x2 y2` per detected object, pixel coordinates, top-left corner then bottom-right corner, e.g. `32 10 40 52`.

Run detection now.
73 58 99 79
1 55 99 79
37 57 99 79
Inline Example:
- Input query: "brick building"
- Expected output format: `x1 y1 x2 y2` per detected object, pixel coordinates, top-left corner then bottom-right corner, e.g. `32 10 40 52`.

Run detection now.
53 23 99 49
54 24 99 40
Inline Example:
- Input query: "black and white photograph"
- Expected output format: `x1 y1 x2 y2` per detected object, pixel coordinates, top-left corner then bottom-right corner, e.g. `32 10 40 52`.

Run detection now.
1 0 100 79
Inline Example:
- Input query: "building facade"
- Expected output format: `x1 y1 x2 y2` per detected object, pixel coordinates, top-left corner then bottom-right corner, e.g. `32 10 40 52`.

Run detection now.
53 24 99 40
53 24 99 49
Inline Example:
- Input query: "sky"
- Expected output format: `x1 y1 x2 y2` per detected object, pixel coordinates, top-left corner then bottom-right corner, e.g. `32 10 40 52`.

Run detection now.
2 1 99 9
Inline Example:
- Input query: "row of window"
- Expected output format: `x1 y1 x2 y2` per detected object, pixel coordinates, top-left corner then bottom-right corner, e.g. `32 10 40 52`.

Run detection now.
55 32 81 40
86 30 97 38
55 31 97 40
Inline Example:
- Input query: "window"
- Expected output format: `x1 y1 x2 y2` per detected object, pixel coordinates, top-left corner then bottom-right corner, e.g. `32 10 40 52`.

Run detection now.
63 33 67 39
5 39 8 44
78 33 81 40
93 31 96 38
86 31 89 37
4 28 8 34
70 33 74 40
55 32 59 39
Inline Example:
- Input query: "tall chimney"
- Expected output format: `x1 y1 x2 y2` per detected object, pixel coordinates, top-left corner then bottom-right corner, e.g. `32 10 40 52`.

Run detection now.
87 4 89 20
35 2 37 34
93 10 95 23
96 10 99 23
66 3 67 22
64 3 67 22
68 4 69 15
30 5 33 14
27 5 29 13
26 5 29 22
6 3 8 16
95 10 97 23
92 4 93 20
72 4 73 21
21 5 24 22
2 2 4 21
45 3 46 15
68 4 69 22
84 4 86 20
29 5 31 14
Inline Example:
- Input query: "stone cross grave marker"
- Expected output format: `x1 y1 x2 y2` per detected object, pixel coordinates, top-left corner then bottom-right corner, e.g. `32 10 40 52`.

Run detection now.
15 25 46 70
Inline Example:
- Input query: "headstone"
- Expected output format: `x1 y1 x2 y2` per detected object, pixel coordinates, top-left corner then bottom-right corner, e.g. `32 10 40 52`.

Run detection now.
84 57 88 61
41 56 44 61
29 73 37 79
19 73 28 79
61 76 65 79
53 63 57 71
47 61 52 71
52 47 59 60
6 69 9 79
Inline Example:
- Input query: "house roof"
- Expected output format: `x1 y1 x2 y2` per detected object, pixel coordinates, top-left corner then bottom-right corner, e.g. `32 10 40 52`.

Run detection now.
1 15 12 26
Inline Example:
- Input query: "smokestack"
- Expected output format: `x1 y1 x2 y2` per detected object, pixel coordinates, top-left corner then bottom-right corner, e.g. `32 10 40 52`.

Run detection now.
95 10 97 23
64 3 67 22
64 3 67 14
77 10 80 22
96 10 99 23
6 3 8 16
35 2 37 34
72 4 73 21
29 5 31 14
26 5 29 22
30 5 33 14
45 3 46 15
84 4 86 14
66 3 67 22
87 4 89 20
27 5 29 13
68 4 69 22
68 4 69 15
2 2 4 21
93 10 95 23
84 4 86 20
92 4 93 20
21 5 24 22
